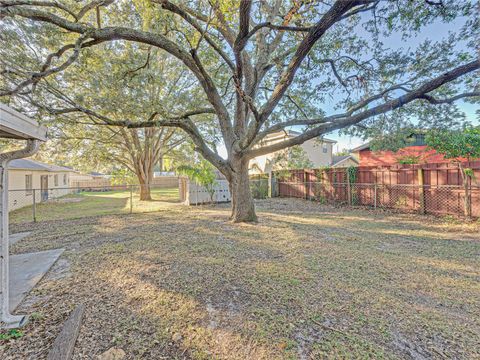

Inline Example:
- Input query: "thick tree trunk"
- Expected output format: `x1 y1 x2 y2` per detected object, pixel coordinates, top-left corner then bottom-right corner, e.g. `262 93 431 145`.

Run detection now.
137 171 152 201
139 180 152 201
230 158 257 222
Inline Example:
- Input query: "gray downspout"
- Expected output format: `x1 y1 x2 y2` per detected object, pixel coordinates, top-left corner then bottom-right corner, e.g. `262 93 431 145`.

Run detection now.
0 139 40 328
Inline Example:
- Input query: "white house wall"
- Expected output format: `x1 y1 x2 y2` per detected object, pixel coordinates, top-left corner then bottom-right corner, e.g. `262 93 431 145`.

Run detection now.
300 139 333 168
8 170 71 212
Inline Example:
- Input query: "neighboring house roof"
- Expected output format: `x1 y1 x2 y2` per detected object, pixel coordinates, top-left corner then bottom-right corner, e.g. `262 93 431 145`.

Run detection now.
89 171 105 176
351 143 371 152
263 130 337 144
8 159 71 172
331 155 359 167
352 132 429 152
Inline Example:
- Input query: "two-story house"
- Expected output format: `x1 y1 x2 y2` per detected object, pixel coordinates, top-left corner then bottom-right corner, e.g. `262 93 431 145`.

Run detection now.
249 130 337 173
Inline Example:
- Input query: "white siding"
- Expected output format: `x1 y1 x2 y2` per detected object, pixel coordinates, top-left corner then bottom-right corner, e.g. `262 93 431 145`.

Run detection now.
8 170 71 212
250 139 335 173
300 139 334 168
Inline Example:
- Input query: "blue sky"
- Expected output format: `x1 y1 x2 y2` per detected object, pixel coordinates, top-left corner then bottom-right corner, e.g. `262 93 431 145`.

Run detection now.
328 99 478 153
218 12 479 158
328 15 479 152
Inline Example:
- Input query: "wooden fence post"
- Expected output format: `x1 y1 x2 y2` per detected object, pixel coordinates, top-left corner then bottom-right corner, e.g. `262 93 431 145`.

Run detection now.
130 185 133 214
464 179 471 218
418 168 425 214
32 189 37 222
304 170 309 200
268 171 273 198
462 168 472 219
347 170 352 205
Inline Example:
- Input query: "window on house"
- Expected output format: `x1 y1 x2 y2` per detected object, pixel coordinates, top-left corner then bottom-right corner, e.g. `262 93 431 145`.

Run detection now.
25 175 33 195
322 144 328 153
407 134 426 147
414 134 426 146
54 174 59 186
63 174 67 185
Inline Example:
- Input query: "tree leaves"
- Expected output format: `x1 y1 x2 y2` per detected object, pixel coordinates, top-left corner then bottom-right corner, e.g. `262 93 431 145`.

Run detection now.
426 126 480 161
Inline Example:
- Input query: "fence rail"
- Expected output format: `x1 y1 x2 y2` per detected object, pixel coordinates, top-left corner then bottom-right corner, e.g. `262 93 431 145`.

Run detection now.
8 168 480 224
273 162 480 219
276 181 480 218
8 184 180 224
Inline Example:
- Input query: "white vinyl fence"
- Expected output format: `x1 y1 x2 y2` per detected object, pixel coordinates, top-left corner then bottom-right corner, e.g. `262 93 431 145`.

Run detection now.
179 178 231 205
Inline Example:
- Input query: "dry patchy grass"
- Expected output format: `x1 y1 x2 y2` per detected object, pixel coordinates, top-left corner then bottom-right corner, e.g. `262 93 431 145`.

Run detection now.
1 198 479 359
9 187 180 224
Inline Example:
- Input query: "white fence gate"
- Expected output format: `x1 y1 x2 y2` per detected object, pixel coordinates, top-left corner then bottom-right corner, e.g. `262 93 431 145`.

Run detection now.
179 178 231 205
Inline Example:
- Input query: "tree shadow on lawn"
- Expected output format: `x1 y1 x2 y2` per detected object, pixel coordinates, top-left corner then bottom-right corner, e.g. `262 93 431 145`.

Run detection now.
6 204 480 359
136 198 181 204
92 212 480 358
108 225 479 359
259 211 480 258
3 260 196 359
255 198 480 234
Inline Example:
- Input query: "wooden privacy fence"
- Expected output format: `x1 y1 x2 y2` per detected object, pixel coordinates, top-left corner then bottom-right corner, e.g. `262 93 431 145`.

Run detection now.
151 176 179 187
275 161 480 218
70 179 113 190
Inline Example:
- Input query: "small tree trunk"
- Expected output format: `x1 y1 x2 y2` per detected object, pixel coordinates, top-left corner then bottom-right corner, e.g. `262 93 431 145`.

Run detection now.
459 163 472 219
230 158 257 223
463 175 471 220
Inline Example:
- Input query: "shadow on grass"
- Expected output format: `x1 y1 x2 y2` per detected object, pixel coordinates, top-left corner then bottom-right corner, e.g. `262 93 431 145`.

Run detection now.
7 200 480 359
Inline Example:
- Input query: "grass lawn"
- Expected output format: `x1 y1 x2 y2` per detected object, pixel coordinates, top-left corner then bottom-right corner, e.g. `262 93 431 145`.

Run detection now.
3 199 480 359
9 187 179 224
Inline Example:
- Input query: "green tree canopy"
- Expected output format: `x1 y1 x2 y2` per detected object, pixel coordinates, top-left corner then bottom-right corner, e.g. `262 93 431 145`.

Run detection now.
426 126 480 218
1 0 478 221
177 159 218 202
426 127 480 161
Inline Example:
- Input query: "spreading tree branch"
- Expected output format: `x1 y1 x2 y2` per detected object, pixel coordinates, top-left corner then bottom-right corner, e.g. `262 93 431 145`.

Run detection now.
246 59 480 159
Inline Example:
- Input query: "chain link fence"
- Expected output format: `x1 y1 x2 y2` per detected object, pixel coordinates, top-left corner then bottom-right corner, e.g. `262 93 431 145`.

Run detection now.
278 181 480 218
8 184 180 224
9 180 478 224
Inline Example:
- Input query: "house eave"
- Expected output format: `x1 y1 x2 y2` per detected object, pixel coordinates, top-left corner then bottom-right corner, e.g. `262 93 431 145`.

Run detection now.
262 130 337 144
331 156 359 167
0 104 47 141
9 167 69 172
351 143 371 152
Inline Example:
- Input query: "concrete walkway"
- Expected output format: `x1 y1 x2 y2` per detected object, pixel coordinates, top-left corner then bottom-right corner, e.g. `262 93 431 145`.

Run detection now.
9 245 64 311
10 231 31 245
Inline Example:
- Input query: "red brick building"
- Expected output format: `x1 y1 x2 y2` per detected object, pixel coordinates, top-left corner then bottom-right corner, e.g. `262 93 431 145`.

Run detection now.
351 134 453 166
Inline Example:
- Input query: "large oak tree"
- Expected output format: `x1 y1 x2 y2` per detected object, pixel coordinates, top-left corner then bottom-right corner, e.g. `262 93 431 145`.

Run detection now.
1 0 478 222
36 45 196 200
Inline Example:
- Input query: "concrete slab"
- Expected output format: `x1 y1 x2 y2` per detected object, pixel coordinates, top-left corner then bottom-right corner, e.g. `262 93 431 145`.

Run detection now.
9 231 32 245
9 249 64 311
